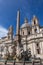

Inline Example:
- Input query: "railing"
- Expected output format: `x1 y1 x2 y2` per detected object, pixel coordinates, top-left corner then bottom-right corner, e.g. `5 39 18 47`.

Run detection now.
0 58 42 65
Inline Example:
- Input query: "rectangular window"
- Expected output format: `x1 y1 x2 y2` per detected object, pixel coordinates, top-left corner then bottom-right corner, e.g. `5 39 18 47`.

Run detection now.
36 43 40 54
28 31 30 35
37 49 40 54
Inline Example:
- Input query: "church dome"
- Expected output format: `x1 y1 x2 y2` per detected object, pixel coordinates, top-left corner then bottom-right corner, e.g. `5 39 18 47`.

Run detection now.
21 18 30 28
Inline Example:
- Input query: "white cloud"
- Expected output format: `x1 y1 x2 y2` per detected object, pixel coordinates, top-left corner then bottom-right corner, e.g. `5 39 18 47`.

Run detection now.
0 26 8 38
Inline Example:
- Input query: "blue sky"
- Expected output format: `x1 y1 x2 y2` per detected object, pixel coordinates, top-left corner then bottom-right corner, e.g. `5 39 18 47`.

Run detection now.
0 0 43 37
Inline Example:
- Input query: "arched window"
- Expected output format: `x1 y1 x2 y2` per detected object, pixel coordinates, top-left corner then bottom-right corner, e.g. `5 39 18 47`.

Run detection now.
23 31 24 35
35 28 37 33
28 31 30 35
34 20 36 24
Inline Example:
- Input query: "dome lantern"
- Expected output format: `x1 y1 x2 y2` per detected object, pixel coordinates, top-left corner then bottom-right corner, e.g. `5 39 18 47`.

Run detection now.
21 18 30 29
24 18 28 23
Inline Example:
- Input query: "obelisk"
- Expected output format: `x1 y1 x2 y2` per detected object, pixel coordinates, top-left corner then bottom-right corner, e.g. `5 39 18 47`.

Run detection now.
16 10 20 35
16 10 20 61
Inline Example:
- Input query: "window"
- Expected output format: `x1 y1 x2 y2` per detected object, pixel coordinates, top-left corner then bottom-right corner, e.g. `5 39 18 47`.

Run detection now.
34 20 36 24
23 32 24 35
36 43 39 47
35 29 37 33
28 31 30 35
37 49 40 54
36 43 40 54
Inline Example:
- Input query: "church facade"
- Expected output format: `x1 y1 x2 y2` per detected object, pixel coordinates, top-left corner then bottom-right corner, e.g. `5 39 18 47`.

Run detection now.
14 10 43 59
0 10 43 59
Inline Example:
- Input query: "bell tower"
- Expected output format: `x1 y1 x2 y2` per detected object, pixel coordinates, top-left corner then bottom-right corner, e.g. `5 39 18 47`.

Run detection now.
32 15 40 34
8 25 13 40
